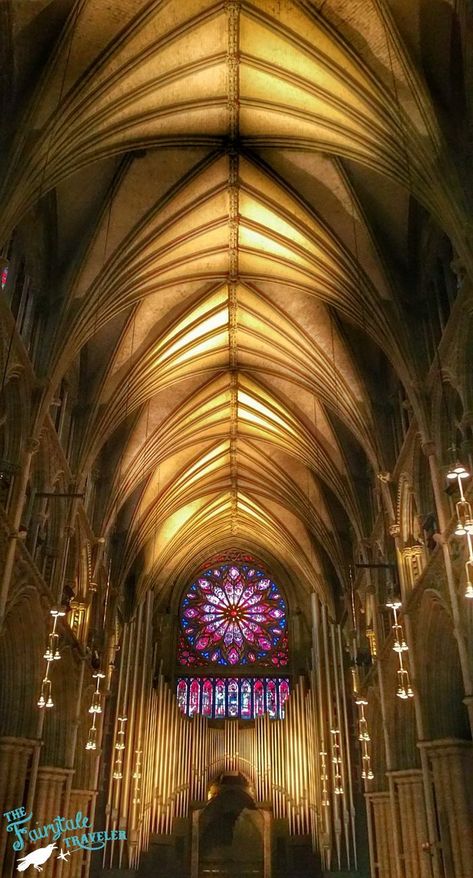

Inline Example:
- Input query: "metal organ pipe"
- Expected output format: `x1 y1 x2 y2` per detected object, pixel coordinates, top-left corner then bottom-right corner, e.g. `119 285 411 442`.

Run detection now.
124 603 144 862
306 672 319 853
155 678 166 833
103 624 121 868
117 615 135 870
323 602 341 869
311 592 331 867
132 591 153 866
337 623 358 871
330 622 349 869
102 626 364 867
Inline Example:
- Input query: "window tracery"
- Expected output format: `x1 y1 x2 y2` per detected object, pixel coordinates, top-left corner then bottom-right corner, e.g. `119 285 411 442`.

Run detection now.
176 555 290 719
178 561 288 668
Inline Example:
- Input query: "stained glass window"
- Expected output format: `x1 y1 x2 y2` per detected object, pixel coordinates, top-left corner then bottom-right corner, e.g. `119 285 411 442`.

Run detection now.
178 561 288 667
202 680 213 717
266 679 277 719
228 679 238 717
176 677 290 720
189 679 200 716
1 265 8 291
215 679 225 717
177 679 187 713
241 679 252 719
254 679 264 717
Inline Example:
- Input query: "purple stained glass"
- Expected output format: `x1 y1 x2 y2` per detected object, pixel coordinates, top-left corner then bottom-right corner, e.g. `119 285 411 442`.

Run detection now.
215 679 226 717
254 680 264 717
177 679 187 713
241 680 252 719
279 679 290 718
176 676 289 720
189 679 200 716
202 679 213 717
178 562 288 667
228 679 238 717
266 679 277 718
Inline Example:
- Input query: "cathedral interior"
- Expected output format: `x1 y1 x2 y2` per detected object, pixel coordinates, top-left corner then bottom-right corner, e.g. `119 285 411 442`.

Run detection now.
0 1 473 877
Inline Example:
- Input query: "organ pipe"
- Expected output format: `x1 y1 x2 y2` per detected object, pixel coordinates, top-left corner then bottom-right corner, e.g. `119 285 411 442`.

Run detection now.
331 623 350 867
322 603 342 870
104 599 362 872
311 592 331 869
337 623 358 871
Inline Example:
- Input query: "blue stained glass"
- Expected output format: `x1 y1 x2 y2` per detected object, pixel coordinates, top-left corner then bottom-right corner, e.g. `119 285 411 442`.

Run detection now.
178 562 288 668
228 679 238 717
176 677 289 720
241 680 252 719
215 679 225 717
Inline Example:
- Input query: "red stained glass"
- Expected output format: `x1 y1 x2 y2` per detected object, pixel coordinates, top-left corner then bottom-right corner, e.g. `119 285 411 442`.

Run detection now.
177 679 187 713
215 679 225 717
202 680 213 717
241 680 252 719
266 679 277 718
178 561 288 667
189 679 200 716
254 680 264 717
279 679 290 718
176 676 289 720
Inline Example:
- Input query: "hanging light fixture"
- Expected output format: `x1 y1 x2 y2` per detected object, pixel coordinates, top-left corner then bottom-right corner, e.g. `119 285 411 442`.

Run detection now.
319 750 330 807
361 738 374 781
385 598 414 700
446 460 470 482
85 669 105 750
115 715 127 750
445 459 473 598
464 535 473 599
132 749 142 805
37 675 53 709
358 704 370 742
396 660 414 700
112 716 127 780
330 728 343 795
353 689 374 781
37 608 66 709
113 758 123 780
86 714 98 751
386 599 408 653
447 461 473 537
89 670 106 714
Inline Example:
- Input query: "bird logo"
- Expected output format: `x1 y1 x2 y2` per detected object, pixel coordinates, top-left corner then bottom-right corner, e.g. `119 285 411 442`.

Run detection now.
16 843 57 871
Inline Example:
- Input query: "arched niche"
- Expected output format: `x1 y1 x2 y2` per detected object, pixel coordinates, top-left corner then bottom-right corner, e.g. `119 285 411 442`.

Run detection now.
0 587 45 738
41 645 81 768
193 773 267 878
415 592 470 741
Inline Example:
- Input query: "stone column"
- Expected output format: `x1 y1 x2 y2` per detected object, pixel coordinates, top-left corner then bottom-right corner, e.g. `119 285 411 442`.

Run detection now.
0 443 36 629
391 770 430 878
367 791 398 878
261 806 271 878
190 806 201 878
61 789 94 878
0 737 35 874
420 740 473 878
34 767 72 878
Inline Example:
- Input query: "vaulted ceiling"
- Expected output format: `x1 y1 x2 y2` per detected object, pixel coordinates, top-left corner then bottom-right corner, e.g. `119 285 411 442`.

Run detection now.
2 0 470 611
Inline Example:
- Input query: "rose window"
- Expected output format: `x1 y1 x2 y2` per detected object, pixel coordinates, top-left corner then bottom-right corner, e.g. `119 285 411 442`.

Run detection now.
178 562 288 667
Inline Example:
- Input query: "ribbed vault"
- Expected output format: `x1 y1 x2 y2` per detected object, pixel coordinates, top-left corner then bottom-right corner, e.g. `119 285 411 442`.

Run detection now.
1 0 469 612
